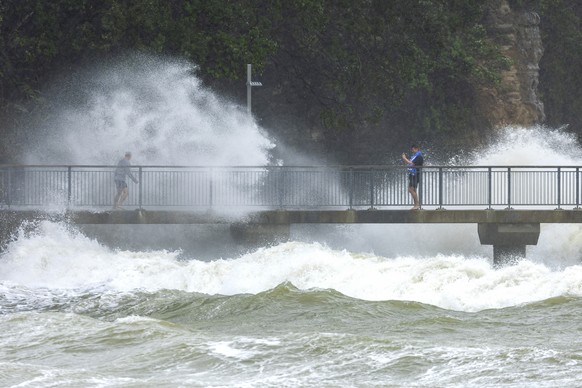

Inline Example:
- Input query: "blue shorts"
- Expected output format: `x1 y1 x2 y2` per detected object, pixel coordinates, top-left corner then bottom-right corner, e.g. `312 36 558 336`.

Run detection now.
115 180 128 191
408 174 420 189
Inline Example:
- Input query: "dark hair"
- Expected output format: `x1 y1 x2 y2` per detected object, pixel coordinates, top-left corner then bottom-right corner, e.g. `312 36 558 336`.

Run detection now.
411 144 419 149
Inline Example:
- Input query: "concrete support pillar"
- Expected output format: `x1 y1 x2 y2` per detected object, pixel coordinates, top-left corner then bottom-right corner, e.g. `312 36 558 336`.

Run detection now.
478 223 540 267
230 223 290 246
493 244 526 265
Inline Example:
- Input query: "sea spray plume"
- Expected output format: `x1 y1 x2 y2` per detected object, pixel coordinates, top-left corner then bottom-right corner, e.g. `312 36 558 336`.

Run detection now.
452 125 582 166
25 54 274 166
15 54 279 212
440 125 582 267
428 125 582 212
297 126 582 265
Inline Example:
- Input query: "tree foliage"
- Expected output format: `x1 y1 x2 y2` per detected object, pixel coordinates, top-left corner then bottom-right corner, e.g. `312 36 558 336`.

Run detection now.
261 0 508 158
535 0 582 137
0 0 277 105
5 0 574 162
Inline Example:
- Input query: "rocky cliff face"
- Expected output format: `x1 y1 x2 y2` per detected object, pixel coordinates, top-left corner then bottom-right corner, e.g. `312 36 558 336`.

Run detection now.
479 0 545 127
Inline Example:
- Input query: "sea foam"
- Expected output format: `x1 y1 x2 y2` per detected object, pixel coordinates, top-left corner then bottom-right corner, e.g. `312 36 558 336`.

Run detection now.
2 221 582 312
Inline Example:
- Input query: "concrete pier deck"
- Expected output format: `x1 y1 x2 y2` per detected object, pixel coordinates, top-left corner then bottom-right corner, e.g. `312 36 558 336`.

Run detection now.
2 208 581 266
55 208 582 225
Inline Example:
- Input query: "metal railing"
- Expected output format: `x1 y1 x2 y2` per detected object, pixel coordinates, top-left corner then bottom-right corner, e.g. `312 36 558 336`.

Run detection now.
0 165 580 210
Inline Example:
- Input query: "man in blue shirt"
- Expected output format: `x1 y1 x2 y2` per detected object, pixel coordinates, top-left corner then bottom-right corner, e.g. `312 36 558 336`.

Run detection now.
113 152 138 209
401 144 423 210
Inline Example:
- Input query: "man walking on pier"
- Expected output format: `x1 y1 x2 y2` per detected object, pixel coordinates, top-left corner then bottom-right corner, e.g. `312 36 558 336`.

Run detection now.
402 144 423 210
113 152 138 209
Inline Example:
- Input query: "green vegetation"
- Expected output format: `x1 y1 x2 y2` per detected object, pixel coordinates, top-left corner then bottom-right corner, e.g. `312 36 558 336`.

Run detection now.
268 2 506 140
536 1 582 138
1 1 581 162
0 0 277 103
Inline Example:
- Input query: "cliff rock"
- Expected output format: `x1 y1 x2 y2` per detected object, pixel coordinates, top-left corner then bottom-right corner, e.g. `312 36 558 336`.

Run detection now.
479 0 545 127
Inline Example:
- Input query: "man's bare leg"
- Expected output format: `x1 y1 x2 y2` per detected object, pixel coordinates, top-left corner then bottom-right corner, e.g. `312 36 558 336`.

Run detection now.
113 191 122 208
409 187 420 210
118 188 129 207
114 187 128 209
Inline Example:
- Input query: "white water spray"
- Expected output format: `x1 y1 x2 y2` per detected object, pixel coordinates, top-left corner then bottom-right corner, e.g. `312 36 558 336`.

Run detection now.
26 54 274 166
294 126 582 266
465 126 582 266
3 223 582 312
458 125 582 166
7 57 582 303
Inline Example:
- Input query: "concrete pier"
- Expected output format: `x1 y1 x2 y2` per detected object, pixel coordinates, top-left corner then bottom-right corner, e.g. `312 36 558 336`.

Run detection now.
2 208 582 266
230 223 291 246
477 223 540 267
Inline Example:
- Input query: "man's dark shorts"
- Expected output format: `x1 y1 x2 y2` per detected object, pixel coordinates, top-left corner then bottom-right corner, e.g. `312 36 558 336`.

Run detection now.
408 174 420 189
115 180 128 191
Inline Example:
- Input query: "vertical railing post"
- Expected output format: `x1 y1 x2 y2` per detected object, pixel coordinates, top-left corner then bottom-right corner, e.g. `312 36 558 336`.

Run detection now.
209 168 213 209
576 167 580 209
438 167 443 209
557 167 561 209
67 166 72 208
487 167 492 209
369 169 375 209
6 167 12 208
278 166 284 209
348 167 354 209
138 167 143 209
507 167 512 209
418 167 422 209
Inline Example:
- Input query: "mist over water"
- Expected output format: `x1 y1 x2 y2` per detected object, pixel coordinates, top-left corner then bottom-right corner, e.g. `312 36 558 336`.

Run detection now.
468 126 582 267
25 54 274 166
291 125 582 268
7 54 582 301
454 125 582 166
5 60 582 386
2 220 582 314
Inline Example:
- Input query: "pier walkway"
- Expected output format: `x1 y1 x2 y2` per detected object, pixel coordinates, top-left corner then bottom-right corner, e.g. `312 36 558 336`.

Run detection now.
2 164 582 265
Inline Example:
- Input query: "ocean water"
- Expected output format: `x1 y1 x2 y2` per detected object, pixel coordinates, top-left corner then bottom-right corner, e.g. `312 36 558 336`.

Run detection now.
2 220 582 387
4 56 582 387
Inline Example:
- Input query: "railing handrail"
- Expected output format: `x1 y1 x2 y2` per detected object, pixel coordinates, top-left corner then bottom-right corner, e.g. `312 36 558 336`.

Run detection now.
2 164 582 169
2 164 582 210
